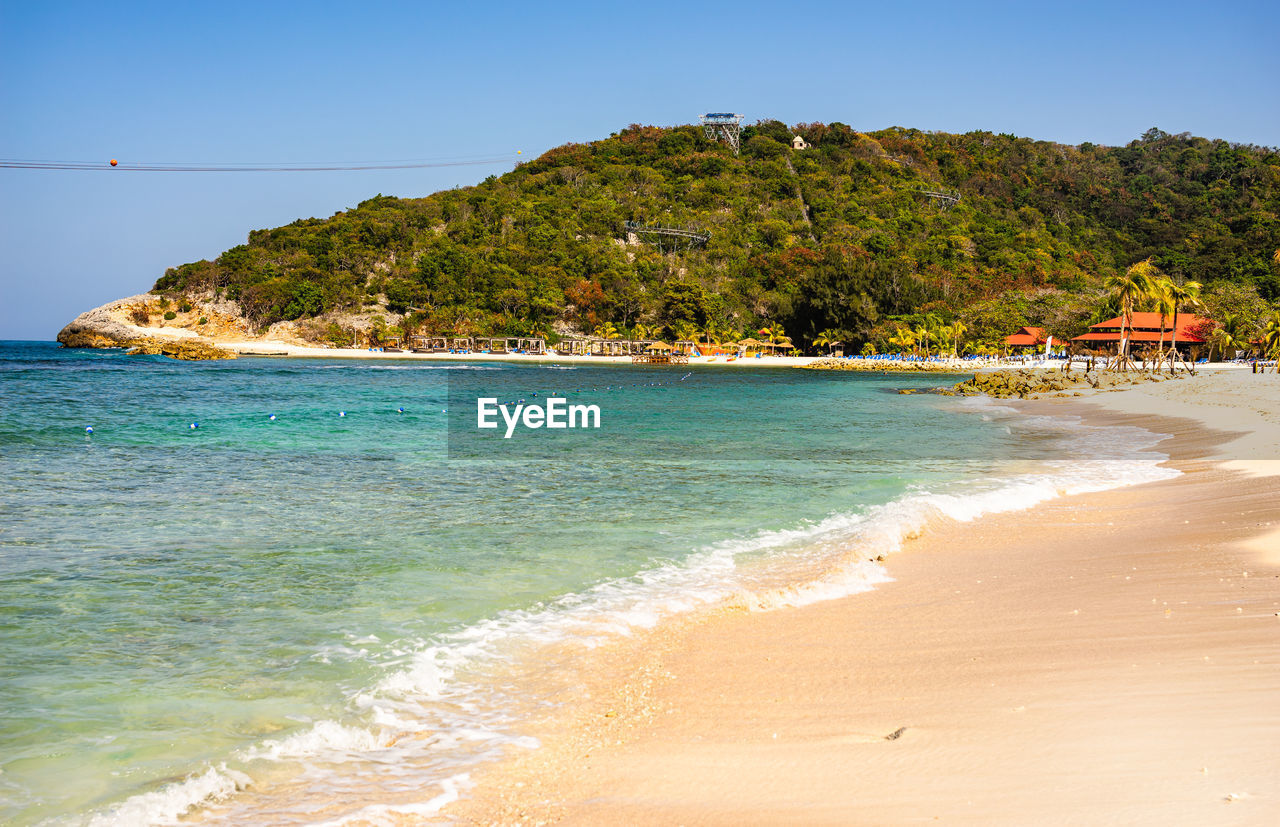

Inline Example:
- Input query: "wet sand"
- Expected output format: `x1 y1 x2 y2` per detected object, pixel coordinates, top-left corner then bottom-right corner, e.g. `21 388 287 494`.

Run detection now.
443 373 1280 825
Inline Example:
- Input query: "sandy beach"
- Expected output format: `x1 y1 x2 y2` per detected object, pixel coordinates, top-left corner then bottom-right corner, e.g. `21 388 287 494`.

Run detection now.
442 370 1280 825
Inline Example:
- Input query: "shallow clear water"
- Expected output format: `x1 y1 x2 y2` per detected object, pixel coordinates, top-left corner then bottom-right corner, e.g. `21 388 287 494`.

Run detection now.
0 342 1174 824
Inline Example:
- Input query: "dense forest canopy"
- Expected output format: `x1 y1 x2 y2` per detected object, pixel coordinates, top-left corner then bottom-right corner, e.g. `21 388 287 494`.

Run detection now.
153 122 1280 350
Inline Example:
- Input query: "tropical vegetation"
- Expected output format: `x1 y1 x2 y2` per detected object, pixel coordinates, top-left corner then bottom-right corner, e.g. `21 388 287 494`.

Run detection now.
150 122 1280 353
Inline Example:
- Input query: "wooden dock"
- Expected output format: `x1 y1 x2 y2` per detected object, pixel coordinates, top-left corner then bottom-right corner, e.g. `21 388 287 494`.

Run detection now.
631 353 689 365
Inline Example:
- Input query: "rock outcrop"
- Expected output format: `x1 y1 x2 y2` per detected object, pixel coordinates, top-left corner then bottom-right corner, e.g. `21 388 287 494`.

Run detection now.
56 294 155 349
125 338 236 360
949 368 1181 399
57 295 235 360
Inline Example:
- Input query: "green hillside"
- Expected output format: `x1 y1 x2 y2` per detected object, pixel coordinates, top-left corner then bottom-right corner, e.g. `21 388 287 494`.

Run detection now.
153 122 1280 350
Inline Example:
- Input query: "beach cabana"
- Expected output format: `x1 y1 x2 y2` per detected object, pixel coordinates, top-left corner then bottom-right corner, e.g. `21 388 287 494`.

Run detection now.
1071 313 1211 356
1004 326 1049 352
515 337 546 355
555 336 591 356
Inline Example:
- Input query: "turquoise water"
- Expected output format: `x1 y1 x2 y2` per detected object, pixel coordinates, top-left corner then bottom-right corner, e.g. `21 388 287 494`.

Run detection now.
0 342 1174 824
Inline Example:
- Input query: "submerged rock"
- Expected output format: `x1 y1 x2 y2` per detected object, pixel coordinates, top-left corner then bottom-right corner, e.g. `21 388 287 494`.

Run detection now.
125 338 236 360
802 358 967 373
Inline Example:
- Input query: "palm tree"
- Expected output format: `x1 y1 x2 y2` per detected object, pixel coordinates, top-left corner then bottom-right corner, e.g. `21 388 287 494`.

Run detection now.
1263 314 1280 372
1207 313 1242 362
911 325 930 359
812 328 841 354
949 320 967 358
699 324 723 353
1149 277 1176 370
1103 259 1159 369
1163 279 1203 372
888 326 916 356
593 321 619 340
936 323 954 358
671 320 699 347
761 325 787 346
632 322 652 341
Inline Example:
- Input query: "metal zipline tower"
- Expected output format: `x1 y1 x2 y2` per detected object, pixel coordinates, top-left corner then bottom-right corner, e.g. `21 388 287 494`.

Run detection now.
700 113 744 155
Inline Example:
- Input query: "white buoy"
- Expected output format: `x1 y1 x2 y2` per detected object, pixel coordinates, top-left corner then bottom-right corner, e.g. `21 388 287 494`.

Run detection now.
268 414 276 421
339 411 346 417
190 422 199 430
398 407 405 413
85 426 93 434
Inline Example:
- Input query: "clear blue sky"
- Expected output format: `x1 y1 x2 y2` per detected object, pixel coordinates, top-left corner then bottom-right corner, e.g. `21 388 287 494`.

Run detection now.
3 0 1277 340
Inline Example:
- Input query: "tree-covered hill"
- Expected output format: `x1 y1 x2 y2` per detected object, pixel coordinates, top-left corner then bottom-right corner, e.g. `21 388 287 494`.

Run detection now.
152 121 1280 351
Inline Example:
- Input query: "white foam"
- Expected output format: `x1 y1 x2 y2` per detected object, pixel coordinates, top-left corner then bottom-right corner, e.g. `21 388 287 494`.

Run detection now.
87 403 1179 825
85 765 250 827
247 720 384 762
307 774 471 827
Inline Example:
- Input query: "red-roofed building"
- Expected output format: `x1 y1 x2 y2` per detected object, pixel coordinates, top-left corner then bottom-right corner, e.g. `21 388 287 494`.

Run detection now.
1071 312 1212 355
1004 326 1050 351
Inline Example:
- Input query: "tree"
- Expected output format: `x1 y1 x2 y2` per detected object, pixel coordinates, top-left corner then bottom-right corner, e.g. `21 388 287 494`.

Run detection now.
1103 259 1159 369
1263 314 1280 371
1150 277 1175 368
888 326 916 355
1164 279 1203 373
661 282 709 329
671 320 699 344
949 320 968 357
812 328 841 354
1207 313 1242 361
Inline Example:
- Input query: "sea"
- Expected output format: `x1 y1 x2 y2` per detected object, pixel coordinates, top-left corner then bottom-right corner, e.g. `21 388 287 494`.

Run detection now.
0 341 1178 825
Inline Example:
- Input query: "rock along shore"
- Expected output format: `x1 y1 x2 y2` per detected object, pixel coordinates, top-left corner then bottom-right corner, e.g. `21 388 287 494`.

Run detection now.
124 338 236 360
801 358 968 373
948 368 1182 399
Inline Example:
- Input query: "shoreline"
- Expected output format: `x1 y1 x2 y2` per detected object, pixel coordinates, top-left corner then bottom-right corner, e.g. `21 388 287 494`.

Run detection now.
39 334 1264 374
441 372 1280 825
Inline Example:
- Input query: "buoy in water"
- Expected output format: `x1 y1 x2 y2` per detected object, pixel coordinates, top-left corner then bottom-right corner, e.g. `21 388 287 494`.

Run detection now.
339 411 346 417
268 414 276 421
397 407 405 413
189 422 199 429
85 426 93 434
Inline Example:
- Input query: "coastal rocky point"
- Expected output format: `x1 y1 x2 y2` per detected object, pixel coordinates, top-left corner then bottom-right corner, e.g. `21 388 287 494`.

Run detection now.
57 295 239 360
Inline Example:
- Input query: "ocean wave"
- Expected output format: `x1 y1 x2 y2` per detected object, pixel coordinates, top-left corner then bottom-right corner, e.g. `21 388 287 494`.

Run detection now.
83 766 250 827
85 405 1178 825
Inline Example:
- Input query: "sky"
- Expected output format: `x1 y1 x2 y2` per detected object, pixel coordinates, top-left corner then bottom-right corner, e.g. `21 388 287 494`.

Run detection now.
2 0 1277 340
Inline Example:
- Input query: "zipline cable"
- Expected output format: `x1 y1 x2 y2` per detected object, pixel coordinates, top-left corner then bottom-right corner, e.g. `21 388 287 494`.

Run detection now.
0 155 522 172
